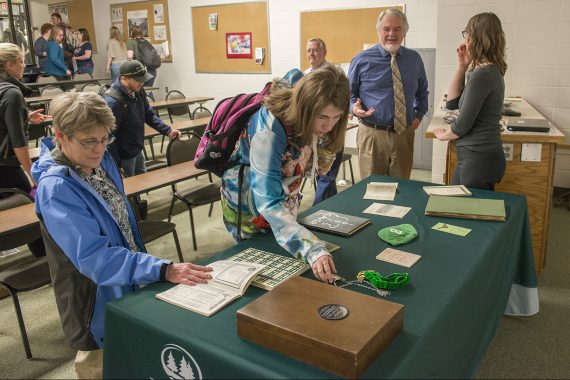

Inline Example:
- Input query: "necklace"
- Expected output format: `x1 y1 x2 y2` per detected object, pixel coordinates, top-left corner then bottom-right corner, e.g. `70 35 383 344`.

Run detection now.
333 270 411 297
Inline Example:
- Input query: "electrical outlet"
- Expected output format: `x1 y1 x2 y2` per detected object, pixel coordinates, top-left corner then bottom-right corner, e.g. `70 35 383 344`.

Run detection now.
165 86 169 93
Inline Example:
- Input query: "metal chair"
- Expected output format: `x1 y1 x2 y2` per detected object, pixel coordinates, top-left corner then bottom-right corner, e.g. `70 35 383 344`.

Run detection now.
40 85 64 96
126 197 185 263
192 102 212 119
73 73 93 90
165 90 192 123
166 134 220 251
35 75 57 84
81 82 102 94
0 188 51 360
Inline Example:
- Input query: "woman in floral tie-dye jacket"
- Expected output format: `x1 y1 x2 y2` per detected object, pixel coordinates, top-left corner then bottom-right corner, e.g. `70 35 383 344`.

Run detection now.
221 65 349 283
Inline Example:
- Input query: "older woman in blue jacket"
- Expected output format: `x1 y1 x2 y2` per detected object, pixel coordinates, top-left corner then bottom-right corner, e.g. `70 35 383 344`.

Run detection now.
32 91 212 379
44 25 70 79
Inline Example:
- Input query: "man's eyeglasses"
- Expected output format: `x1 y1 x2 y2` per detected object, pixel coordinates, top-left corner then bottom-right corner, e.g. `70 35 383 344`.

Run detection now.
461 30 469 39
73 135 115 149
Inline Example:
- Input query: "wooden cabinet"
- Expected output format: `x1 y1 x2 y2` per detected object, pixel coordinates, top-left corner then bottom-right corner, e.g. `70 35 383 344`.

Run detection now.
428 99 566 273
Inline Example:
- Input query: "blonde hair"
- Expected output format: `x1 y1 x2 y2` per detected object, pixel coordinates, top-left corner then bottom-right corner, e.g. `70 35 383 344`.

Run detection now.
109 26 125 48
51 91 116 137
49 25 63 41
264 65 349 152
464 12 507 76
0 43 23 80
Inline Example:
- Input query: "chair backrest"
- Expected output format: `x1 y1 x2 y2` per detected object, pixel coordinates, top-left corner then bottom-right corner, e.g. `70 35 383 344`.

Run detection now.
0 188 39 251
73 73 93 81
36 75 57 84
40 85 64 96
81 82 102 94
166 135 201 166
166 90 191 117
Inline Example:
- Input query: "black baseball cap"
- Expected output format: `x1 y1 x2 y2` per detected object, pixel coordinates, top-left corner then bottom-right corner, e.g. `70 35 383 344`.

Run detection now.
119 60 154 83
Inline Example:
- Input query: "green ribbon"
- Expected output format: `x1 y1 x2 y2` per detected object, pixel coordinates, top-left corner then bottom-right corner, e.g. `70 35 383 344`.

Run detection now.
357 270 410 289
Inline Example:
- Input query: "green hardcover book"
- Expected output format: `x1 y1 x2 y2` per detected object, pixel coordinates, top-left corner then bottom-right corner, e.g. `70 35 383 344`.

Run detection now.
425 195 506 222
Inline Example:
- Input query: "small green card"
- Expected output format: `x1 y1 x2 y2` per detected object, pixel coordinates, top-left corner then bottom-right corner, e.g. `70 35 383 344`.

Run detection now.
432 222 471 236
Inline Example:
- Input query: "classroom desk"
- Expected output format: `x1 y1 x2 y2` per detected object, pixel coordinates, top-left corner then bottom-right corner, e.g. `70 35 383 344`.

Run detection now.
0 203 37 236
25 77 111 89
144 117 211 139
0 161 207 237
103 175 537 379
149 96 214 111
123 160 206 197
426 98 566 273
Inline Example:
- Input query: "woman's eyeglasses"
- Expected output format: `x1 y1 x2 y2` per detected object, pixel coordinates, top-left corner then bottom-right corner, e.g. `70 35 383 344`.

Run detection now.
461 30 469 39
73 135 116 149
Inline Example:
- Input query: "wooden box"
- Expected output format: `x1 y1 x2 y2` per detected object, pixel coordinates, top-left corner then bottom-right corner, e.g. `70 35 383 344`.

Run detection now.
236 276 404 378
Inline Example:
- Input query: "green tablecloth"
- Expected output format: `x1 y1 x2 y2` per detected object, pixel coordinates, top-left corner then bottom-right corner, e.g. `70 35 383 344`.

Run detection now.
104 175 536 379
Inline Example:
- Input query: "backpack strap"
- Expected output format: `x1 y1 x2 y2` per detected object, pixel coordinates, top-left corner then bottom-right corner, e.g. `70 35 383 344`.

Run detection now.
105 87 129 123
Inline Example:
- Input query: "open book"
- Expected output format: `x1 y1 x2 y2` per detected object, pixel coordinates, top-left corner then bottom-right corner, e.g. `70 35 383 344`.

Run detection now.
155 260 265 316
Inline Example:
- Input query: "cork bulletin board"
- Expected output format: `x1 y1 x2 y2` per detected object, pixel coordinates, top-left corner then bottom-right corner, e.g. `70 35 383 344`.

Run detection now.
109 0 172 63
48 0 97 51
299 6 404 71
191 1 270 74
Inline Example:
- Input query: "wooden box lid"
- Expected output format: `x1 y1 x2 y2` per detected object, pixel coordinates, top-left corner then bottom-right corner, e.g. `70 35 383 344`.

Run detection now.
237 276 404 378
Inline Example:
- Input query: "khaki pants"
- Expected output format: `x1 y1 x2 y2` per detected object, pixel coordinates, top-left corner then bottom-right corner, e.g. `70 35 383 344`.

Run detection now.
74 349 103 379
356 124 415 180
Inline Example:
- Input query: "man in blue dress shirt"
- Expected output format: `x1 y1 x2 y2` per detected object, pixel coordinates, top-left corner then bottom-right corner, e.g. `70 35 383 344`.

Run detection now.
348 8 429 180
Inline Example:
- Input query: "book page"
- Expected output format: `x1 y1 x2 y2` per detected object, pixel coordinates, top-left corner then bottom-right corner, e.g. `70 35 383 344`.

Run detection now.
363 203 411 218
364 182 398 201
227 248 309 290
155 260 265 316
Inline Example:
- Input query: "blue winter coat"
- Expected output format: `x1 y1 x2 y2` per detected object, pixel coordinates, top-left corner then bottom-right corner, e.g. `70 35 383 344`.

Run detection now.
32 137 170 349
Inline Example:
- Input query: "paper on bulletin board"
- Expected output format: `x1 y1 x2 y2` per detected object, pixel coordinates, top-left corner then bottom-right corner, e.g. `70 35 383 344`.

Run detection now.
209 13 218 31
153 42 170 59
153 25 166 41
111 7 123 22
127 10 149 38
153 4 164 23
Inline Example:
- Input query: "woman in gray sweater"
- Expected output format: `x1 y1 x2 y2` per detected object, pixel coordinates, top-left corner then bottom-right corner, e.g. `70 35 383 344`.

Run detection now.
433 12 507 191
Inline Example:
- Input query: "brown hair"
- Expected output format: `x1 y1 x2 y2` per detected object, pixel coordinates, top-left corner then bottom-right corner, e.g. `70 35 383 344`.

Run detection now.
40 23 53 35
78 28 90 42
264 65 349 152
307 37 327 51
464 12 507 76
130 25 143 38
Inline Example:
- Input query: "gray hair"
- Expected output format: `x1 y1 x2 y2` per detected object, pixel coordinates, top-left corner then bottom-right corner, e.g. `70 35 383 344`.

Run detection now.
0 43 23 80
51 91 116 137
307 37 327 51
376 8 409 34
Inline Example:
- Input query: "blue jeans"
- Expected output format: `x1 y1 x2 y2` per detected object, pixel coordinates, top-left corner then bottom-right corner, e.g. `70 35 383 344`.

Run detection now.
110 63 121 82
121 151 146 177
313 150 343 206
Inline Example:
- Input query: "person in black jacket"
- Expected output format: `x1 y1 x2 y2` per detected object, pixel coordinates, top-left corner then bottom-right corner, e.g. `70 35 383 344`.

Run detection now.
103 60 180 176
0 42 49 257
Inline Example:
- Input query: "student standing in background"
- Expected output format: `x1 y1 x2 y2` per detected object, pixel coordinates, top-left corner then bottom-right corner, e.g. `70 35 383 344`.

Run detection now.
44 25 71 79
73 28 94 75
106 26 127 82
33 23 52 71
432 12 507 190
304 37 345 205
